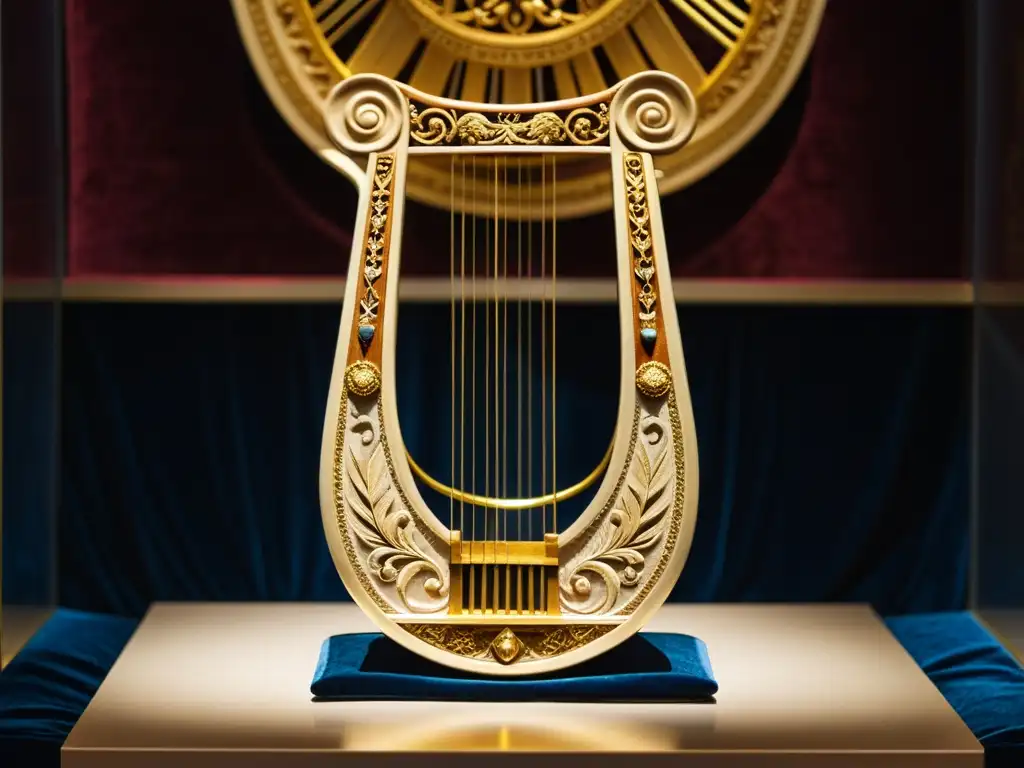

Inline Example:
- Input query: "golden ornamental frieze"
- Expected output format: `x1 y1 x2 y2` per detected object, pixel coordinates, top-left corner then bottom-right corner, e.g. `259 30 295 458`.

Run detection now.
409 102 610 146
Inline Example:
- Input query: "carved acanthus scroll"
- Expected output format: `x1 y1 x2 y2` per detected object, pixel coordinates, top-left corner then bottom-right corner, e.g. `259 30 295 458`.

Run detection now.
341 397 450 614
561 405 673 614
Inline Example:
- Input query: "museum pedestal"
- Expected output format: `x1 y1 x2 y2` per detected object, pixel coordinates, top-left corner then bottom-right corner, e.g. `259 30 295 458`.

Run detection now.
61 603 981 767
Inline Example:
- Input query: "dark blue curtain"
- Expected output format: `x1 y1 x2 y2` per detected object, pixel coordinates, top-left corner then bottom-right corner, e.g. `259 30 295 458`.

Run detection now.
51 303 969 617
3 301 58 606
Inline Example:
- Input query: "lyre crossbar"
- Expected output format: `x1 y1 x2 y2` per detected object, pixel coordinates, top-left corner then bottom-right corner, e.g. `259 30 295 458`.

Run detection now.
319 71 700 675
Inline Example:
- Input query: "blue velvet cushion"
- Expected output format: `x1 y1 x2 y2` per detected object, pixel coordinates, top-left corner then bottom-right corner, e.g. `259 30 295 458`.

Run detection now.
886 612 1024 768
312 631 717 701
0 608 138 767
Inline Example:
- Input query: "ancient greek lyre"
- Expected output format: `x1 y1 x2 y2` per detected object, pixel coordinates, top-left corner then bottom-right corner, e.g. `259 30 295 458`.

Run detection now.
319 71 699 675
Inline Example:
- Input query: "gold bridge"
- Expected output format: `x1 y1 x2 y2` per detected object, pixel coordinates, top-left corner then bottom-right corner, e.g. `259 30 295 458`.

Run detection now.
449 532 561 617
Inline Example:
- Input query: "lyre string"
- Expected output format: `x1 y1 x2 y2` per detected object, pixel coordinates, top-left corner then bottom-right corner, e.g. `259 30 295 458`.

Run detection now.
449 156 455 542
447 65 461 556
540 158 547 611
446 154 561 610
459 156 466 543
487 80 498 607
493 155 499 577
552 155 558 537
471 156 477 551
516 157 524 606
484 159 490 564
502 156 509 571
540 159 547 544
527 162 533 545
517 157 523 549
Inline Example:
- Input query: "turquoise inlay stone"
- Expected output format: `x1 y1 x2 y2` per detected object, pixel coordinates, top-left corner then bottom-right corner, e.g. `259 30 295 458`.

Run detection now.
640 327 657 353
358 324 375 351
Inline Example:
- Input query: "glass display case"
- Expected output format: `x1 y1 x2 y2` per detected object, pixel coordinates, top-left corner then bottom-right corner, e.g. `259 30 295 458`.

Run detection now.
1 0 1021 764
971 0 1024 646
5 0 984 638
0 0 982 658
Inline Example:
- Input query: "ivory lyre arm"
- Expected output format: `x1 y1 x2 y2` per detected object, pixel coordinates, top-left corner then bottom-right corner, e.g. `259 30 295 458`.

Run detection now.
318 71 700 675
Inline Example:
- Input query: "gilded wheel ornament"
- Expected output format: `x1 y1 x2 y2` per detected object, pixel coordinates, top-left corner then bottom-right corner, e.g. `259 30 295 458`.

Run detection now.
231 0 826 217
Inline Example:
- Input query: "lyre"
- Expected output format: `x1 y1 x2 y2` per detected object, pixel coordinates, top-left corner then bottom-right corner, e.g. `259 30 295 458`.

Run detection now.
319 71 700 675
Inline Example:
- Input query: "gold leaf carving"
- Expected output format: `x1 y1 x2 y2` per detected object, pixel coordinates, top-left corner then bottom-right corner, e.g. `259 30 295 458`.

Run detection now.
625 153 657 330
401 623 614 663
358 155 395 330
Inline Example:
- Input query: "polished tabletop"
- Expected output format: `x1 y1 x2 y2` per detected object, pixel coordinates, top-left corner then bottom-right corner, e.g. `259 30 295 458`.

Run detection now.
63 602 981 767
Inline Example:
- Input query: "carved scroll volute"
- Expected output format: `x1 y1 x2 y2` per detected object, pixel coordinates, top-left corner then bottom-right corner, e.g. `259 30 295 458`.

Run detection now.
610 72 698 156
324 74 409 157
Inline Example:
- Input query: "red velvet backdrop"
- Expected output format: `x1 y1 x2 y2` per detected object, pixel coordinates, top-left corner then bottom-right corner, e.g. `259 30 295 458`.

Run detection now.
3 2 62 279
61 0 968 280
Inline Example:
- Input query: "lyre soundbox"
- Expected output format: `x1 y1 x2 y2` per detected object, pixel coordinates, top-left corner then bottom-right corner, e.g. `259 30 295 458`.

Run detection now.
318 71 700 676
